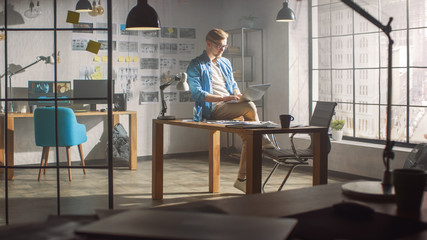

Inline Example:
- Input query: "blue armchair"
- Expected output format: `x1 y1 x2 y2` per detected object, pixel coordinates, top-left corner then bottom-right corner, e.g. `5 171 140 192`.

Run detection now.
34 107 87 181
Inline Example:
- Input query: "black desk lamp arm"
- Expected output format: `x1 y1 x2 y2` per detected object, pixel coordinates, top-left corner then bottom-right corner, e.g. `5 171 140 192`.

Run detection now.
158 77 180 117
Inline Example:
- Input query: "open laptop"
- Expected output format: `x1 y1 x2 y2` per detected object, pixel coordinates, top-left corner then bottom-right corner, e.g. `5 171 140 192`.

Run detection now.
76 209 297 240
238 83 271 102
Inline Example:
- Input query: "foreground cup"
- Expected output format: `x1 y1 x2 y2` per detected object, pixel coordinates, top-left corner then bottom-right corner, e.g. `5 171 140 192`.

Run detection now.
280 114 294 128
393 168 427 211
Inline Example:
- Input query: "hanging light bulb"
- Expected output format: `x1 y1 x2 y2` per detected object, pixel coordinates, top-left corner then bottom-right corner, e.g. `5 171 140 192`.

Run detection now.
34 1 42 16
24 0 41 19
89 0 98 16
97 0 104 16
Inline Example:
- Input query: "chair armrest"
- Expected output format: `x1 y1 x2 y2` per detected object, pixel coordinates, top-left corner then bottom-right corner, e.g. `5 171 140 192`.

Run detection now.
289 133 303 161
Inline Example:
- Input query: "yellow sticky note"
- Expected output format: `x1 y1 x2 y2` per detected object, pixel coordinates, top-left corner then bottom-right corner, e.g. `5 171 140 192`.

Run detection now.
168 27 174 34
86 40 102 54
95 66 101 72
66 11 80 24
93 56 101 62
125 56 131 62
91 71 103 80
118 56 125 62
102 56 108 62
133 56 139 62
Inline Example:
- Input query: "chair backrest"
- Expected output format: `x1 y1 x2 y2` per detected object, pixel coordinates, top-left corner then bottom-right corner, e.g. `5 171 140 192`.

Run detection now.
34 107 87 147
309 101 338 128
308 101 337 152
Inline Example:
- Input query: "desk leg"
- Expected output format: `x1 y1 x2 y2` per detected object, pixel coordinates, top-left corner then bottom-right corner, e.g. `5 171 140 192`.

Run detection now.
245 133 262 194
209 130 220 193
312 131 328 185
6 116 14 180
128 113 137 170
0 116 4 177
152 121 164 200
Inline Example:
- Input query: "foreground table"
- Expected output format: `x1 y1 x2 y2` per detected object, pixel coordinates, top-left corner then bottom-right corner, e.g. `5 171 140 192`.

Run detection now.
152 119 329 200
157 183 427 239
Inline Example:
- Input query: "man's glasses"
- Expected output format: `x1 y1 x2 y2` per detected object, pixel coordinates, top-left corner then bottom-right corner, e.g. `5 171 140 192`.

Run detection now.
211 41 228 50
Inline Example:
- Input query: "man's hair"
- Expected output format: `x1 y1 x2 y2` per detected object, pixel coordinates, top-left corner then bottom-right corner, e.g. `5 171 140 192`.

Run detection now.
206 28 229 43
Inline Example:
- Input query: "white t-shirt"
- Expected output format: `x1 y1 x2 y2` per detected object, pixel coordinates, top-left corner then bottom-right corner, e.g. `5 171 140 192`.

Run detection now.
211 61 229 109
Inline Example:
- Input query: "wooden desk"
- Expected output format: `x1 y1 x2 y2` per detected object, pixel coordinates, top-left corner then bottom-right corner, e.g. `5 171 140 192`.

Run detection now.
152 119 329 200
0 111 138 180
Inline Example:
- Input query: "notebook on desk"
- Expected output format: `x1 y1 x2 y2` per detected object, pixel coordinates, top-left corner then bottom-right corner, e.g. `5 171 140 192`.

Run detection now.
75 209 297 240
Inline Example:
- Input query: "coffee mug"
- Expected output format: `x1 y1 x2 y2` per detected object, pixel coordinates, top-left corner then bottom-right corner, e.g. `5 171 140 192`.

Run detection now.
393 168 427 211
279 114 294 128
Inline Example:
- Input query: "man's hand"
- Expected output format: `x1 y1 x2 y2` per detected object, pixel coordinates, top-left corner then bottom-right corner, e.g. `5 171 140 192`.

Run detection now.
205 93 241 102
223 94 240 102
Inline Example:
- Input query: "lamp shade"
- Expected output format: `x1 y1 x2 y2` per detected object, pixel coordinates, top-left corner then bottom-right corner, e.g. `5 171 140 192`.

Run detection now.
0 4 25 26
276 1 296 22
125 0 160 30
76 0 93 12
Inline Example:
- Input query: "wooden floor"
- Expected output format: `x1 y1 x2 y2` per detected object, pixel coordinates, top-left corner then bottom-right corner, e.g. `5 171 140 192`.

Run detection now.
0 152 354 225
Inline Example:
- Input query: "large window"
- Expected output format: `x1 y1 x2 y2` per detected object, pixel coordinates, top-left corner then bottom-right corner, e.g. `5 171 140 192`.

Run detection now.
311 0 427 144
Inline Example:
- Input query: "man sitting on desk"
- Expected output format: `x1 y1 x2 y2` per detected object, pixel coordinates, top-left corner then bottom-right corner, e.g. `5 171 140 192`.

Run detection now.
186 28 273 193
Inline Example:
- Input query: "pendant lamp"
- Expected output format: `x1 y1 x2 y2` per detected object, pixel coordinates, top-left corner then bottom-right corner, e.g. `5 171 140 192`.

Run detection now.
76 0 92 12
276 0 296 22
126 0 160 30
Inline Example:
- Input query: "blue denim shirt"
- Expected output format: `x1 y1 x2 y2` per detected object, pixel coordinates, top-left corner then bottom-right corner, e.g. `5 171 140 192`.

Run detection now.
186 51 239 119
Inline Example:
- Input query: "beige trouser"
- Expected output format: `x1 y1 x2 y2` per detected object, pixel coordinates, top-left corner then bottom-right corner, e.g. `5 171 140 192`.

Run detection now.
211 101 268 179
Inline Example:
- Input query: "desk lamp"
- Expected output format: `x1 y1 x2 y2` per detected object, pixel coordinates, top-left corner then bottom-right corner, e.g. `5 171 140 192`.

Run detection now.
157 72 189 120
6 55 55 112
340 0 395 199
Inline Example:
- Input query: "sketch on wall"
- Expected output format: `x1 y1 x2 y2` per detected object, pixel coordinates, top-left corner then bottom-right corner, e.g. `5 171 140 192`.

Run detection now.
140 58 159 70
73 23 94 33
98 40 117 51
96 23 117 35
117 67 138 100
164 92 177 102
161 27 178 38
178 43 195 54
118 41 138 52
139 91 159 104
140 43 158 54
179 60 190 72
140 76 159 88
141 30 159 38
160 43 178 54
179 28 196 39
72 39 89 51
179 91 194 102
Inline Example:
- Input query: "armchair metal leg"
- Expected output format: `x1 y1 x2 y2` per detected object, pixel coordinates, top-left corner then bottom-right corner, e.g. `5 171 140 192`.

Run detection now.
262 162 280 193
66 147 72 181
277 164 299 191
78 144 86 175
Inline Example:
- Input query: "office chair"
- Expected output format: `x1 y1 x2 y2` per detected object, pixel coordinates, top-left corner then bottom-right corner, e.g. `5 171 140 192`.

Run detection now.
262 101 337 192
34 107 87 181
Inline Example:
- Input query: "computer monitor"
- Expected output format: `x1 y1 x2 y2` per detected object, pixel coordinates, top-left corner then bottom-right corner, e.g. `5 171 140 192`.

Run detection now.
73 79 109 111
28 81 72 107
